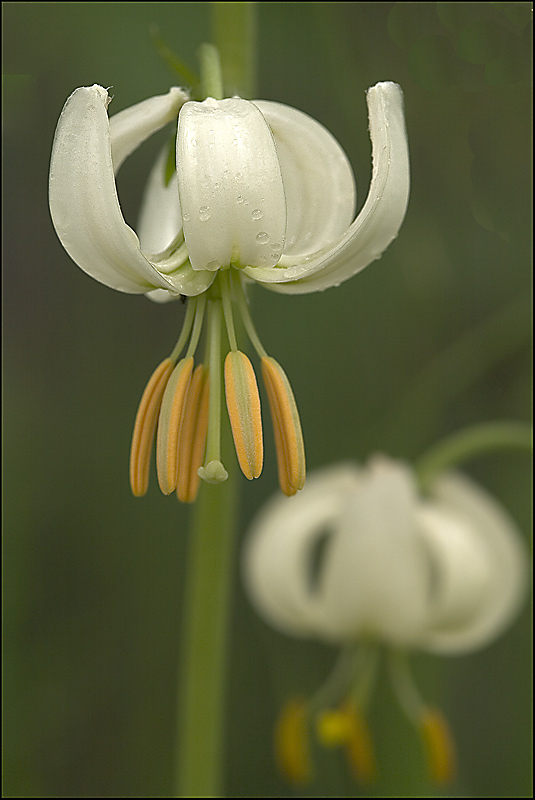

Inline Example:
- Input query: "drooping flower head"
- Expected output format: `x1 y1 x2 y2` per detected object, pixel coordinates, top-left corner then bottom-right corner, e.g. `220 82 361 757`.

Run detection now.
242 457 529 784
49 83 410 500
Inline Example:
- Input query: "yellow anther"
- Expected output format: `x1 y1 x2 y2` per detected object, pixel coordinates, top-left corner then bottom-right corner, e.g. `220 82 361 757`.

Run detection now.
316 709 353 745
261 356 305 496
129 357 174 497
156 357 194 495
225 351 263 480
176 365 210 503
419 707 456 785
316 702 376 784
275 697 313 786
343 702 377 785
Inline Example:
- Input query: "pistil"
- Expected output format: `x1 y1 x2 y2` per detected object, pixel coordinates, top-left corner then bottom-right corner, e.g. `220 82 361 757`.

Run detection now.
197 298 228 484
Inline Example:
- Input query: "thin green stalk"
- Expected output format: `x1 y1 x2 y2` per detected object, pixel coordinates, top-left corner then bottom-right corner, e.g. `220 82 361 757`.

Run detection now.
175 5 257 796
199 42 224 100
212 2 257 98
176 458 238 796
416 420 532 492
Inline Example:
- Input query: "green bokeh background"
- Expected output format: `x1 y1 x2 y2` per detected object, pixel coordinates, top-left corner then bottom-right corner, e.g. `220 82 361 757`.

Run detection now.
3 2 532 797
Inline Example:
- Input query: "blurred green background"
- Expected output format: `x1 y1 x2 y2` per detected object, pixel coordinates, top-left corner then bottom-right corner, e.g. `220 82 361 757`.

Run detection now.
3 2 532 797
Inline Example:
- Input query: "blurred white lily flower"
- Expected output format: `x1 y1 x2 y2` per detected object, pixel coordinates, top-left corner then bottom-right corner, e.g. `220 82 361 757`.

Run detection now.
49 83 409 499
243 457 528 784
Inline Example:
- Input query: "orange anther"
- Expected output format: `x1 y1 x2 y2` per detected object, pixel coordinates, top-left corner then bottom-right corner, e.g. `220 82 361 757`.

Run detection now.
225 351 263 480
275 697 313 786
129 358 174 497
343 702 377 785
261 357 305 495
419 707 456 784
176 365 210 503
156 357 194 494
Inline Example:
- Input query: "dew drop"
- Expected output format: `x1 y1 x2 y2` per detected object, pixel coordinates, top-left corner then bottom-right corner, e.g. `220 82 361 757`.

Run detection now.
255 231 269 244
199 206 211 221
251 208 263 220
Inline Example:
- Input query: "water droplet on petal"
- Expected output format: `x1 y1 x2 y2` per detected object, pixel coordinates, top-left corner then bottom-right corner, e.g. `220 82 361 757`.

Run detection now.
256 231 269 244
199 206 211 221
251 209 263 220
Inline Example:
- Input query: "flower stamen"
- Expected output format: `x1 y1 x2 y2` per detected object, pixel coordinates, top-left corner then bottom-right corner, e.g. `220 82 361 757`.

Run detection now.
197 299 228 484
176 365 210 503
388 649 456 784
129 357 174 497
274 697 313 786
156 356 194 494
225 351 263 480
419 707 456 785
261 356 305 495
342 702 377 784
317 701 376 784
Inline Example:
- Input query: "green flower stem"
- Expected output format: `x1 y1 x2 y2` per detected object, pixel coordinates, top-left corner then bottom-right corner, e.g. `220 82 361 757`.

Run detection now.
198 42 224 100
175 454 238 797
416 420 532 492
212 1 257 98
175 6 256 796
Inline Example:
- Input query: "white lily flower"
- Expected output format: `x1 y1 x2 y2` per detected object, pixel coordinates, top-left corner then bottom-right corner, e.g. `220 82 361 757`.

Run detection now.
49 82 409 298
243 457 528 784
49 82 409 499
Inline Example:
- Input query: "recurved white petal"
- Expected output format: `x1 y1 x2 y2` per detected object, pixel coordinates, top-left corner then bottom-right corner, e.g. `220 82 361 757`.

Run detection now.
109 86 188 173
243 82 410 294
49 85 181 295
415 472 529 654
242 464 362 638
254 100 356 258
177 97 287 272
319 459 430 644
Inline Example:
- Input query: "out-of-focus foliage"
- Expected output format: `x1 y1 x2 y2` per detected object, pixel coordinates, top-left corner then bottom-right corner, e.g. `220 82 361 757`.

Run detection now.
3 3 531 797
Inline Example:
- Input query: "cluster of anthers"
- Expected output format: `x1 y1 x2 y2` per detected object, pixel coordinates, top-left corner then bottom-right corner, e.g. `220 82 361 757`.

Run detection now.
274 655 456 787
129 274 304 502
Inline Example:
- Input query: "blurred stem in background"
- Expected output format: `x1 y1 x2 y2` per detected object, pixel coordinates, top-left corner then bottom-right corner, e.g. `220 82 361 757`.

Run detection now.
175 4 257 797
416 420 533 492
